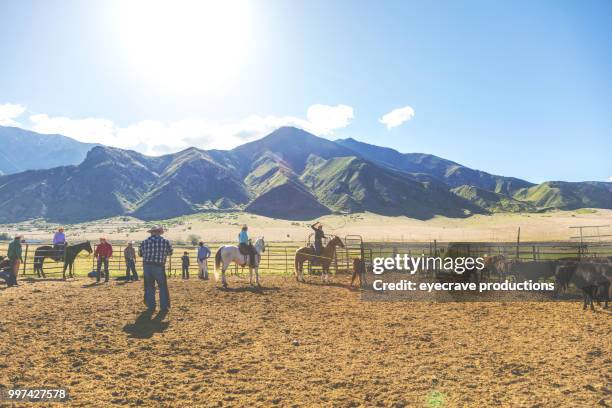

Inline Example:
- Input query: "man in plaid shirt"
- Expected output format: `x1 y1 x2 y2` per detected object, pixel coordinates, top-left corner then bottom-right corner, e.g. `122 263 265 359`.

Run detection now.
139 226 173 312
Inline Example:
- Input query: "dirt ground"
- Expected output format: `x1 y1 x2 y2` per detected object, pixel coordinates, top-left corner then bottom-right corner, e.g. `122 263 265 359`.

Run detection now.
0 275 610 407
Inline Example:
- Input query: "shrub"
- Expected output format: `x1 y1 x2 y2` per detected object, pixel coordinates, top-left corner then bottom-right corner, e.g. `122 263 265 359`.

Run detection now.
187 234 201 246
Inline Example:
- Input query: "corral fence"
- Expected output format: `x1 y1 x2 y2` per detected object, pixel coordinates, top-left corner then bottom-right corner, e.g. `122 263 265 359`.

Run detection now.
1 238 611 279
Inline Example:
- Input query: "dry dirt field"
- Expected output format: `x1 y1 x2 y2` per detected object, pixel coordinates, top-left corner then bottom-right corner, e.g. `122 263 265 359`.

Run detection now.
4 209 612 244
1 275 610 407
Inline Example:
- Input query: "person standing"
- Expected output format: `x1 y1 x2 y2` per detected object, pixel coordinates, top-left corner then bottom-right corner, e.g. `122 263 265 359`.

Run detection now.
181 252 190 279
139 226 173 312
6 234 23 286
197 241 211 280
94 237 113 283
124 241 138 281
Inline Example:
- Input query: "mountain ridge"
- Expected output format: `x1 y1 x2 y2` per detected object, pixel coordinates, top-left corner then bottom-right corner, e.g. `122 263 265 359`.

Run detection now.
0 126 610 223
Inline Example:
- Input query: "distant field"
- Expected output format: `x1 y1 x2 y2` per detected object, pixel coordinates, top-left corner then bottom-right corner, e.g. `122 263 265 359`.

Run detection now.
1 209 612 244
2 209 612 279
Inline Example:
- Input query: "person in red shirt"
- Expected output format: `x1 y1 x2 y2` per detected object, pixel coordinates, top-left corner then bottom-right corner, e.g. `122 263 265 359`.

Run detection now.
94 237 113 283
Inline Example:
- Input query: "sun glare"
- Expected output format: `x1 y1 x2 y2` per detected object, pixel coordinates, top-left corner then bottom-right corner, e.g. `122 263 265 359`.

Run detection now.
115 0 253 94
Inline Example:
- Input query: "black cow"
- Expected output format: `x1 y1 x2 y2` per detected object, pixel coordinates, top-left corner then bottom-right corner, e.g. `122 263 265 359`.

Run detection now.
555 261 610 311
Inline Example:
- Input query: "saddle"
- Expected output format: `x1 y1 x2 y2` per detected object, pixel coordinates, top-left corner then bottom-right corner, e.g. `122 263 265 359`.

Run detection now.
238 244 248 265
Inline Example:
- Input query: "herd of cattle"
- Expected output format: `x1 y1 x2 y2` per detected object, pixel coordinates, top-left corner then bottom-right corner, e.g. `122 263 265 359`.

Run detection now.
484 255 612 311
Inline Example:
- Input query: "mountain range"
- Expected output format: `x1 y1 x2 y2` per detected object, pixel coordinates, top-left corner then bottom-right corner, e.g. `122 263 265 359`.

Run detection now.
0 125 610 223
0 126 96 175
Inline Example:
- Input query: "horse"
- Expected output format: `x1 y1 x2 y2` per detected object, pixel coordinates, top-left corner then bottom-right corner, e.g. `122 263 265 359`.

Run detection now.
294 236 345 283
33 241 93 279
214 237 266 288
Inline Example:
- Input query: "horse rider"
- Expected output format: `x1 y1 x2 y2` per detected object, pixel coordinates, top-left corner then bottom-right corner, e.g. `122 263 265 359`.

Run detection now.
53 227 67 260
238 225 257 268
311 222 326 257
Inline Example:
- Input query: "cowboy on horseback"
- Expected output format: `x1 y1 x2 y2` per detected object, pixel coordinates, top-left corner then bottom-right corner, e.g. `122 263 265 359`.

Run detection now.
238 225 257 268
53 227 67 260
311 222 326 257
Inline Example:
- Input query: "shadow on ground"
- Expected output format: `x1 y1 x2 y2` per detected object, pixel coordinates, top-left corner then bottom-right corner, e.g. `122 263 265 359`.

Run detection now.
123 310 170 339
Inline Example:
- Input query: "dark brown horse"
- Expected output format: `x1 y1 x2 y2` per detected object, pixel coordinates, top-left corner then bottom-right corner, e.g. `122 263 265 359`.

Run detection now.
294 236 344 283
33 241 93 279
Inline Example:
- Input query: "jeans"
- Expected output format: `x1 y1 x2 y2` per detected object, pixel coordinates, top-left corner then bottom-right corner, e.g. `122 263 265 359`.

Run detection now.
125 258 138 280
143 263 170 311
314 241 322 256
10 258 20 277
239 243 256 267
198 259 208 279
182 266 189 279
0 269 17 286
97 257 109 282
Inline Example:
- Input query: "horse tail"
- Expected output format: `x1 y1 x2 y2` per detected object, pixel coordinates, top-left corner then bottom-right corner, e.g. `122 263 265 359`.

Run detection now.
214 247 222 281
294 249 301 276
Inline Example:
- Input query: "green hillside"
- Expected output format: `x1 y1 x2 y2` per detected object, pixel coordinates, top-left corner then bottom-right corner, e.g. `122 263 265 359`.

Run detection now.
513 181 612 210
300 156 482 218
451 185 536 213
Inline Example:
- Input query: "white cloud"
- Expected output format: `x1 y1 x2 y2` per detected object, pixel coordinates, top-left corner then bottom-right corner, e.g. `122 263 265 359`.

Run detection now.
306 104 354 135
379 105 415 129
608 176 612 182
29 114 115 144
0 103 26 126
22 104 355 155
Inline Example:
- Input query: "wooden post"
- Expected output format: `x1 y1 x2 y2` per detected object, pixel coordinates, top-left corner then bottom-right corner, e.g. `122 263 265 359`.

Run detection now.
285 246 288 275
22 244 29 275
532 245 536 261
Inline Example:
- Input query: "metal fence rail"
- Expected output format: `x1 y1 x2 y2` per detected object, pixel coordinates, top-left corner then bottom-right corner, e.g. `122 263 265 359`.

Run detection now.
2 240 611 279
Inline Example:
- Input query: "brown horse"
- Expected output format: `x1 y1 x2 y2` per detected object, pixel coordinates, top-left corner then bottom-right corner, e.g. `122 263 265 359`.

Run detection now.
294 236 344 283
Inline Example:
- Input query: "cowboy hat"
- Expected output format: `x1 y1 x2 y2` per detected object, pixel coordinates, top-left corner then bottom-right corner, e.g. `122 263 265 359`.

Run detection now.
14 233 23 239
147 225 165 234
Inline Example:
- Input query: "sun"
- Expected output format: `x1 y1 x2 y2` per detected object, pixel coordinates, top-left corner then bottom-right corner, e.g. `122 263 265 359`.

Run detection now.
114 0 253 94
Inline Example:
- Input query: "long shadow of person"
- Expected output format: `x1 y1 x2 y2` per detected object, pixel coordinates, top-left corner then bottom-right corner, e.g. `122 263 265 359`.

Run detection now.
122 309 169 339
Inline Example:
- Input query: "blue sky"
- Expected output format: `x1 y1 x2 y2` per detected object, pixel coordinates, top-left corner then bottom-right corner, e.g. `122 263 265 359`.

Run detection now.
0 0 610 183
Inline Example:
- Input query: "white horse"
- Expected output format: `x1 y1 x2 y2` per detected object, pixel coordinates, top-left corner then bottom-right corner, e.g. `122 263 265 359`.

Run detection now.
214 237 266 288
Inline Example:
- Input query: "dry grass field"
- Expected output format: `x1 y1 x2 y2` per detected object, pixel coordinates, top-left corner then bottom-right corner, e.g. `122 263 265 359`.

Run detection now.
2 209 612 244
1 275 610 407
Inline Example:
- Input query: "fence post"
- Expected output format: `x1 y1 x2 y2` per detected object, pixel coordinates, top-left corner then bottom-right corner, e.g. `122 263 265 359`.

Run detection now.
285 247 288 275
22 244 29 275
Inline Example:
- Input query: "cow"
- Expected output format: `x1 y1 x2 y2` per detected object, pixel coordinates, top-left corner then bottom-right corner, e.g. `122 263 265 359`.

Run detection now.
509 260 557 282
555 261 611 311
